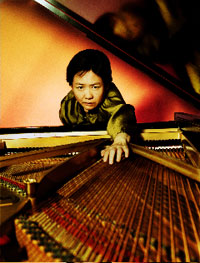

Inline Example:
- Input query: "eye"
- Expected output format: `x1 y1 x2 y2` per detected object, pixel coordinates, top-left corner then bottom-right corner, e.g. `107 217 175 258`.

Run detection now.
76 85 83 90
92 85 100 89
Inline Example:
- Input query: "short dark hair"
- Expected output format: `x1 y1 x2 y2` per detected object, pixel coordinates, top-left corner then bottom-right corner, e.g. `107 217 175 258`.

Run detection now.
66 49 112 86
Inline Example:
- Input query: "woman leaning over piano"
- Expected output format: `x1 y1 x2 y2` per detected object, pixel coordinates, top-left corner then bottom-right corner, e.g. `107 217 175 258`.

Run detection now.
59 49 137 164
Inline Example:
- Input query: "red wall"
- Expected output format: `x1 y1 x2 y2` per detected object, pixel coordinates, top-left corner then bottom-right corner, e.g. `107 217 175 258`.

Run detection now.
1 0 199 128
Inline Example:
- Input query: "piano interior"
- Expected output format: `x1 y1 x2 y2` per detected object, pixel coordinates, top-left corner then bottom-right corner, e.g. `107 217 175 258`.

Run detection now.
1 0 200 262
0 123 199 262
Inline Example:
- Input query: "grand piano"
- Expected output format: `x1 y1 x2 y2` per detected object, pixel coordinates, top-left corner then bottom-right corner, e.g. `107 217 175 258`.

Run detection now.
1 0 200 262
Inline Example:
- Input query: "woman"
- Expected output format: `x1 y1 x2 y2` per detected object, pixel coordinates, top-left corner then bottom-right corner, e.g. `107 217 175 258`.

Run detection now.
59 49 137 164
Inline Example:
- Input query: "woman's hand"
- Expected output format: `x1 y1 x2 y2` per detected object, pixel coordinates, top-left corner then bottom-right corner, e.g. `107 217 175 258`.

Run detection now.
101 132 131 165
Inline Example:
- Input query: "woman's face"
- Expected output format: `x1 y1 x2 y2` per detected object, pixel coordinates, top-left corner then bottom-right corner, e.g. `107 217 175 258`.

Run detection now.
71 70 104 112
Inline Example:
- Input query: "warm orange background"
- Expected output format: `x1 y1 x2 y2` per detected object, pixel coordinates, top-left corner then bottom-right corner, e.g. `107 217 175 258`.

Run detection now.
1 0 199 128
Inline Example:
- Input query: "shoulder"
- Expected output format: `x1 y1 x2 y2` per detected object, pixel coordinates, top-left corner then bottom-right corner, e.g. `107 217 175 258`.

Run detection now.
106 83 124 99
60 90 75 105
102 83 125 109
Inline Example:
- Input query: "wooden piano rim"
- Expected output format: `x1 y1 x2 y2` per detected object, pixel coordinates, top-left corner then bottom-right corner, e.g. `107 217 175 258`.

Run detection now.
0 128 199 183
0 128 182 148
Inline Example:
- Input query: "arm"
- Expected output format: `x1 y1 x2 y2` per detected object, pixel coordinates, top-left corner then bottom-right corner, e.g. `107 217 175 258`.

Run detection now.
101 101 137 164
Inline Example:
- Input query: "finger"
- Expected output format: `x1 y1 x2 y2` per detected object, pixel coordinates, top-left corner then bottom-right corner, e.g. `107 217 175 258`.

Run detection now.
109 148 116 165
101 145 110 157
103 150 109 163
123 146 129 158
116 147 123 162
101 149 105 157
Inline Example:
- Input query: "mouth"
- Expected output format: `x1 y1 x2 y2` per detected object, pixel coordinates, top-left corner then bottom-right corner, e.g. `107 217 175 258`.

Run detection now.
83 102 94 106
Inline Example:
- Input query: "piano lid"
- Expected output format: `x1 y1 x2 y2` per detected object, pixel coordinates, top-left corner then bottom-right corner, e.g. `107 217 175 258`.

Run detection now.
34 0 200 109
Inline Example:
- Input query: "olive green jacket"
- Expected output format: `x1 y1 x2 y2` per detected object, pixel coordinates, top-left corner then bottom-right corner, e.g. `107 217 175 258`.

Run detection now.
59 83 137 139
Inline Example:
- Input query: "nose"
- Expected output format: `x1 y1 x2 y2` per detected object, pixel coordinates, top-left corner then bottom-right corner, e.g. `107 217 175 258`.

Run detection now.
84 88 93 99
